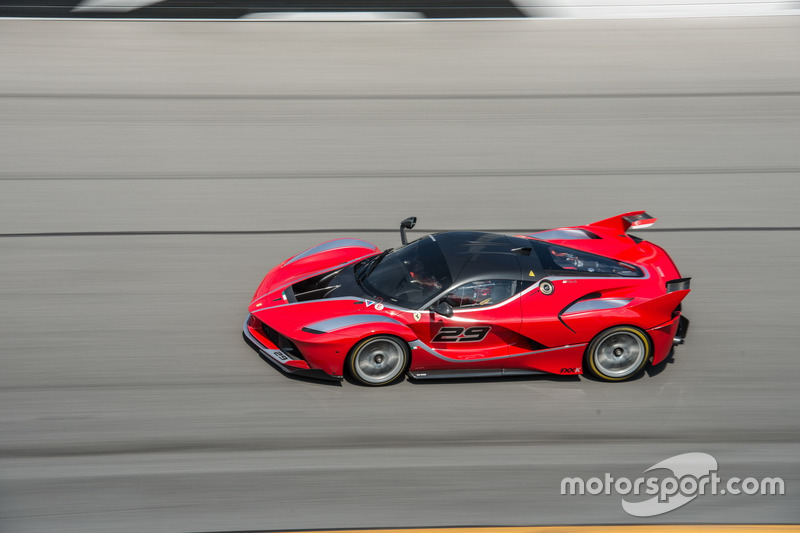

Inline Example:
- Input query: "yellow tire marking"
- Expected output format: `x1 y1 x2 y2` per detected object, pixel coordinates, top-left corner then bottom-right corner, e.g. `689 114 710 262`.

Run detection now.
588 325 651 382
269 527 800 533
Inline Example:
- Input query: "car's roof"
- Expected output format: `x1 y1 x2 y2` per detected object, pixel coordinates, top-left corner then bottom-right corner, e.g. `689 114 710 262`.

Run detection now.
431 231 539 285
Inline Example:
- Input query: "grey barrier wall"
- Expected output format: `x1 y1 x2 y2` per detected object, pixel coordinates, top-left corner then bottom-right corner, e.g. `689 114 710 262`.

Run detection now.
0 0 527 18
3 0 798 19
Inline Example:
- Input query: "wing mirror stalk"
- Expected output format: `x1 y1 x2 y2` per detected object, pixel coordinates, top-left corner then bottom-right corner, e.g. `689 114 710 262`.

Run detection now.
400 216 417 245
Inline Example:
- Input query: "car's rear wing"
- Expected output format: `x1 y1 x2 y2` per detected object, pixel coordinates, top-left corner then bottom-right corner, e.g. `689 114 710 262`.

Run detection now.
586 211 657 234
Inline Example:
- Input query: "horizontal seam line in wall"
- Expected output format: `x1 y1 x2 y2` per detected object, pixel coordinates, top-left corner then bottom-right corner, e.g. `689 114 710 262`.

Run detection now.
1 91 800 100
2 227 800 238
1 168 799 180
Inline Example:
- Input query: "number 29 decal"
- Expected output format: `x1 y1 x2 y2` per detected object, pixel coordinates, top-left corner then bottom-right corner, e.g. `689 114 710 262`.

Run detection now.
432 326 491 343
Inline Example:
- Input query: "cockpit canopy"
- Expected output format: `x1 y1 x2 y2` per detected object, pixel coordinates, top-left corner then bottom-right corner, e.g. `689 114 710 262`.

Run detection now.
357 231 642 309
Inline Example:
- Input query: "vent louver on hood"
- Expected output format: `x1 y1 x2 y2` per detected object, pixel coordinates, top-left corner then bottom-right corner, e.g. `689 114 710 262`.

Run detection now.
291 268 343 302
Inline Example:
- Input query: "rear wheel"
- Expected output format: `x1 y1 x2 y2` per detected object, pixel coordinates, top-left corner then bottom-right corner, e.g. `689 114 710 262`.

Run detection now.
585 326 651 382
348 336 409 386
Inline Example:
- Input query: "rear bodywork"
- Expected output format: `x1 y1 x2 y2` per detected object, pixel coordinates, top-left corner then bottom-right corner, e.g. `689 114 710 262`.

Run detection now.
243 212 690 382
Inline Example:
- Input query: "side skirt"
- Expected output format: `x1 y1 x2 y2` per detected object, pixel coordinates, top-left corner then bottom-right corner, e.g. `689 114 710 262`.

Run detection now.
408 368 545 380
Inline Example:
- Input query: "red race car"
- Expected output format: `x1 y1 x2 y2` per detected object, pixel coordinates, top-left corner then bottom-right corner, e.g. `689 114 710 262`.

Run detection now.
243 212 690 385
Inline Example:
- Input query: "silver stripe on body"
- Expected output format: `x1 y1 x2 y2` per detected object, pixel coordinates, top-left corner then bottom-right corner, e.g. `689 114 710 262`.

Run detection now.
418 270 649 313
409 339 587 363
252 296 369 312
562 298 633 315
526 229 594 240
284 238 376 266
304 314 405 333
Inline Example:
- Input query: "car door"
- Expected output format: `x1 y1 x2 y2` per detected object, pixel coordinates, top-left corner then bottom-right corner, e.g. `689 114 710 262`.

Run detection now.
407 279 523 372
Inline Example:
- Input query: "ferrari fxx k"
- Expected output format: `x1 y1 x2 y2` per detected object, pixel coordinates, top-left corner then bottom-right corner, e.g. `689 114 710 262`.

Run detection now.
243 212 690 385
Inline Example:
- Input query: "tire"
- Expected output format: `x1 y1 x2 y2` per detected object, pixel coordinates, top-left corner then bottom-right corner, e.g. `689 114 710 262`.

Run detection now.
585 326 651 382
348 335 410 386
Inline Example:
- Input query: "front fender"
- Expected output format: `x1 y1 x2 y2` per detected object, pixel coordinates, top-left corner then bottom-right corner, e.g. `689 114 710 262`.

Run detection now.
293 317 418 377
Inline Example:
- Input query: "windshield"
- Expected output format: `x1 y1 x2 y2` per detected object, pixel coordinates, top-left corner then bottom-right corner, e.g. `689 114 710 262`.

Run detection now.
359 236 452 309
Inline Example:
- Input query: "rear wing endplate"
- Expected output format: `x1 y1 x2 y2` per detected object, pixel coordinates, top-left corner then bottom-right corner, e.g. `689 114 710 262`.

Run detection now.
587 211 657 233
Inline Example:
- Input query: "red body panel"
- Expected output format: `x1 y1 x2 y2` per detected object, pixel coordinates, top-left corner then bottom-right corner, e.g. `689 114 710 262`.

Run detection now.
407 301 522 371
252 238 378 301
244 213 690 382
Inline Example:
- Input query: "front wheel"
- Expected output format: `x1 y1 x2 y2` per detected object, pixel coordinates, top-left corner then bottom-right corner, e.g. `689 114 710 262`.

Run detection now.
585 326 651 382
348 336 409 386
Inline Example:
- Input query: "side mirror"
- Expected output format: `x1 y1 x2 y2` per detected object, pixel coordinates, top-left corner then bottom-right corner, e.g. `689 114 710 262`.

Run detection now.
431 301 454 318
400 216 417 245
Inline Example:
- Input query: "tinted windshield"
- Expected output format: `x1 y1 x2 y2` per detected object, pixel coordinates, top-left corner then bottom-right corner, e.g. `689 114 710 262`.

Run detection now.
359 237 452 308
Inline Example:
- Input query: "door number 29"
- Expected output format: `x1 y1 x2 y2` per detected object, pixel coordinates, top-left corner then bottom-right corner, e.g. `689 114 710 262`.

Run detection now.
432 326 491 343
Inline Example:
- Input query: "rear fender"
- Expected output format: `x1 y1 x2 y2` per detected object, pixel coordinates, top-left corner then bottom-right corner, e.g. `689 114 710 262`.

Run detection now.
628 290 690 321
561 290 689 340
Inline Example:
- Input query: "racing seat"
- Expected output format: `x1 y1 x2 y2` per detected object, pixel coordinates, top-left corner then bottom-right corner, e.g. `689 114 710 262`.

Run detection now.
489 281 514 306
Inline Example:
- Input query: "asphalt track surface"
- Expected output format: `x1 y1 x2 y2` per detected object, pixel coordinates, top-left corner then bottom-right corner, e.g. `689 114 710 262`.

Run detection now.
2 17 800 533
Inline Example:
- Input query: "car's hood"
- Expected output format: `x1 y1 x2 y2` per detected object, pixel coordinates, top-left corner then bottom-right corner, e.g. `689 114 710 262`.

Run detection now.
250 238 379 303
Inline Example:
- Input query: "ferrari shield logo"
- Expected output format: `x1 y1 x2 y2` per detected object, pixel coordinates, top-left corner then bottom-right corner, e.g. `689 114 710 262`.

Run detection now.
413 312 422 322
